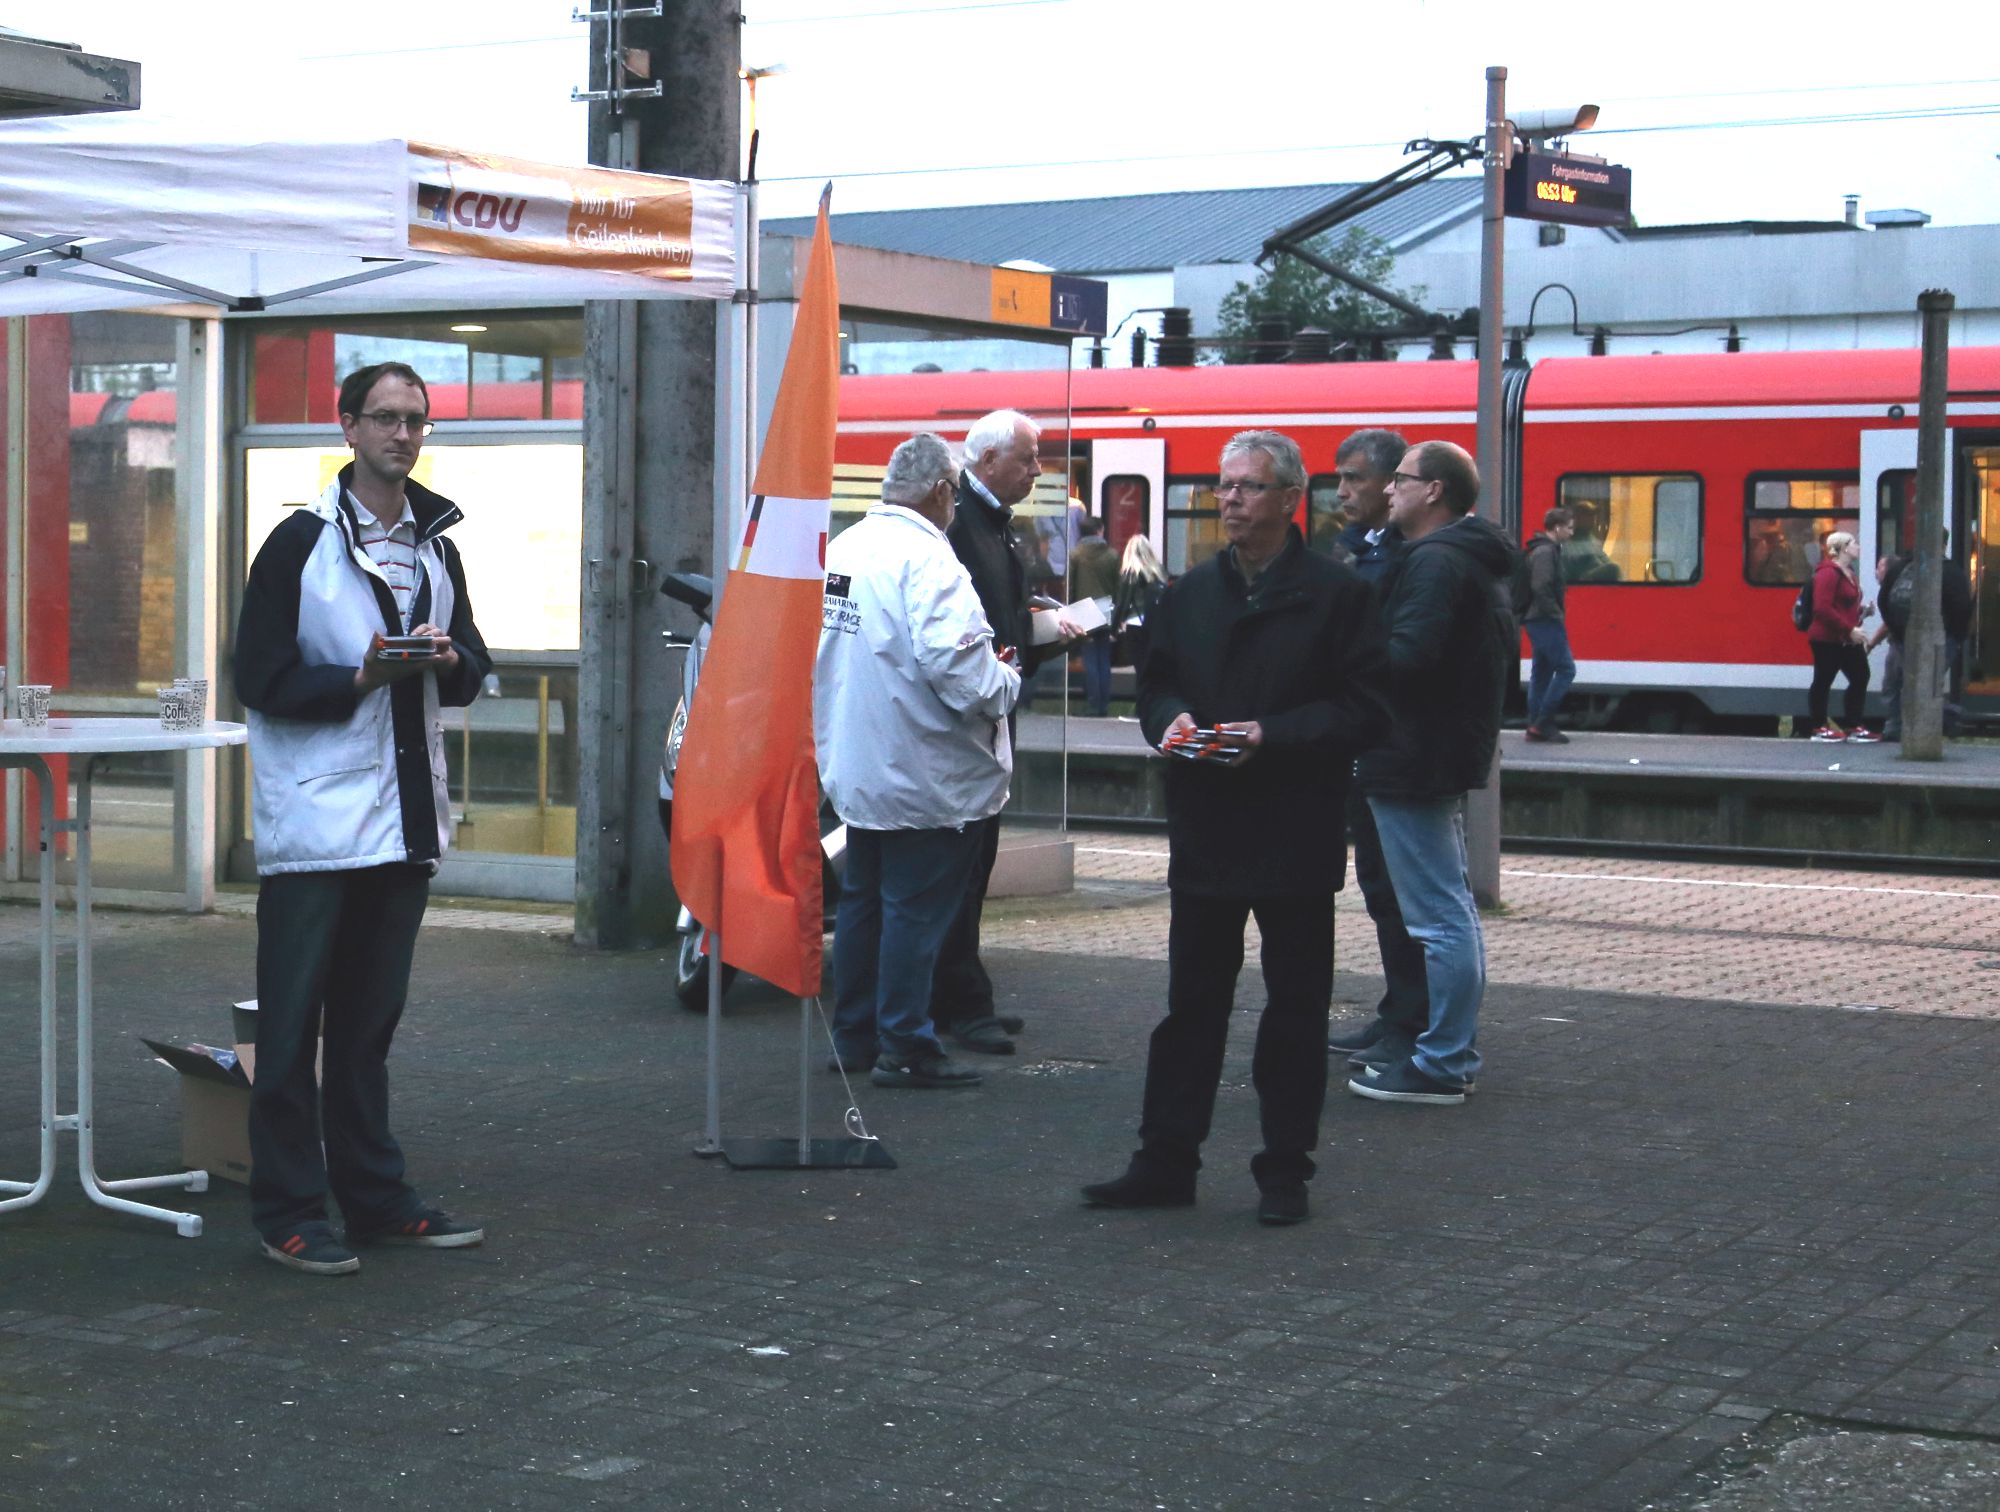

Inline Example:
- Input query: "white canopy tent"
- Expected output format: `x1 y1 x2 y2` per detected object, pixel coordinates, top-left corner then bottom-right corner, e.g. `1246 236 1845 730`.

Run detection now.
0 111 741 314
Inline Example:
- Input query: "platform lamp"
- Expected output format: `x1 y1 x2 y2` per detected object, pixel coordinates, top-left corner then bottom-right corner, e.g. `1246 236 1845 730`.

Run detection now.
1469 73 1598 907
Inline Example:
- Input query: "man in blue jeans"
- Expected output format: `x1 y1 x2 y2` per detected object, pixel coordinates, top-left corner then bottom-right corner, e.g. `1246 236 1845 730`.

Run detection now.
815 433 1022 1089
1350 441 1518 1106
1520 505 1576 743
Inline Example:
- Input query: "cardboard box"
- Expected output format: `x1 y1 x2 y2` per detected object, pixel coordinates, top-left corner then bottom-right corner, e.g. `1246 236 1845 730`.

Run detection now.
143 1038 252 1184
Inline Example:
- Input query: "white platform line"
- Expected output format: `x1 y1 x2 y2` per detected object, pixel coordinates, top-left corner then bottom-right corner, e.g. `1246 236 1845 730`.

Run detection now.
1501 867 2000 903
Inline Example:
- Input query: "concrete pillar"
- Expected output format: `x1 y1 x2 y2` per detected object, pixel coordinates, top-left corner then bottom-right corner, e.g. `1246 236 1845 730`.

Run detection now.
575 2 741 949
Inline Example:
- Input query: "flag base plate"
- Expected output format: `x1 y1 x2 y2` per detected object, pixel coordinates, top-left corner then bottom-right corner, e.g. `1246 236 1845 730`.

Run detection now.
720 1137 896 1171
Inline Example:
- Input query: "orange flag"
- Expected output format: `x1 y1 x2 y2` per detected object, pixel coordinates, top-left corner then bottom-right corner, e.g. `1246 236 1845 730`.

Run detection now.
669 188 837 996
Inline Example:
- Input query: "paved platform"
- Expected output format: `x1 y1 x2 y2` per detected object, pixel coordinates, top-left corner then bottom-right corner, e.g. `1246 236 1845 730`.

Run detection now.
5 846 2000 1508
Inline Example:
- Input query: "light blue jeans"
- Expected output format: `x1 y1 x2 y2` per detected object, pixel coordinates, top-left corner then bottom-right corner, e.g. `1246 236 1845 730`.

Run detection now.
1365 794 1486 1085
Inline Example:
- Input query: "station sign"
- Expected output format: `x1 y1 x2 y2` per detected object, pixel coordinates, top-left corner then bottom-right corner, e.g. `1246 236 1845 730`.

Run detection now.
990 268 1108 337
1504 151 1632 229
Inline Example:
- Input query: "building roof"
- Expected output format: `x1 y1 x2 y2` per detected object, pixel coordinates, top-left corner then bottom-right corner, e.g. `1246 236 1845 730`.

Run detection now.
765 178 1484 274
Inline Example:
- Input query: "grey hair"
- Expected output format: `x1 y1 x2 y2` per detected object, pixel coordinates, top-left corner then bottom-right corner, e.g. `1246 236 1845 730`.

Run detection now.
1335 427 1406 478
1220 429 1305 492
881 432 958 505
961 408 1038 468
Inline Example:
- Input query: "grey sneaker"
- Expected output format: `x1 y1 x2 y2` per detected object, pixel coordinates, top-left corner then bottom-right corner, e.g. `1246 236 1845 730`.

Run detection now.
870 1052 983 1089
261 1221 361 1276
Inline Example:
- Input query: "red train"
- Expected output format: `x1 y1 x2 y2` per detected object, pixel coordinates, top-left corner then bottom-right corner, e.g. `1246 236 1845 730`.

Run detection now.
833 349 2000 728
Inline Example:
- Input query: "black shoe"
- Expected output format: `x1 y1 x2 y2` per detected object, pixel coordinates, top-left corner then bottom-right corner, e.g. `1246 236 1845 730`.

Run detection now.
1080 1167 1196 1209
1348 1027 1417 1071
261 1220 361 1275
1257 1184 1309 1226
996 1014 1026 1035
1348 1058 1466 1105
870 1052 983 1089
947 1016 1016 1056
348 1206 485 1248
1327 1018 1388 1056
1525 725 1571 744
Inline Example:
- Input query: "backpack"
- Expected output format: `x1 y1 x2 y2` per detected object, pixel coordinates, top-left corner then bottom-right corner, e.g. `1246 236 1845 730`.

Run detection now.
1883 562 1916 637
1790 572 1814 632
1510 537 1546 622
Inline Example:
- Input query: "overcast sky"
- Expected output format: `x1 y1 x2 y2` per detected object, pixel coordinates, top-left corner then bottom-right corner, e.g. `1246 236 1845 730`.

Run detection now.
20 0 2000 229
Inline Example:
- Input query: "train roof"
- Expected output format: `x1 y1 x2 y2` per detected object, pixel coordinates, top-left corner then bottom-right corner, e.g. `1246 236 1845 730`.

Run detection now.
839 347 2000 425
1524 348 2000 411
836 362 1479 422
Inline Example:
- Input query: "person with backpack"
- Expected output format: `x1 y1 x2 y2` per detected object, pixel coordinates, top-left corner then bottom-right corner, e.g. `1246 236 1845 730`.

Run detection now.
1804 531 1877 743
1517 506 1576 743
1868 553 1913 740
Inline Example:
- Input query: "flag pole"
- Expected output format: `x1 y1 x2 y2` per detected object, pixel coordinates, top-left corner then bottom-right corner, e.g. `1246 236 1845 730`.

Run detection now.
693 926 724 1157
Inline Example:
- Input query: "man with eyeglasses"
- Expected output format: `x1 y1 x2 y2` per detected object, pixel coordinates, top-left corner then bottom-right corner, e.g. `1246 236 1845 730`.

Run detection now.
1347 441 1517 1108
1082 430 1389 1227
234 361 493 1275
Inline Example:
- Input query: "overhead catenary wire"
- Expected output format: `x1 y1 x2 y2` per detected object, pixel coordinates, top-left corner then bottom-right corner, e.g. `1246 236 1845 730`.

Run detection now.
761 101 2000 185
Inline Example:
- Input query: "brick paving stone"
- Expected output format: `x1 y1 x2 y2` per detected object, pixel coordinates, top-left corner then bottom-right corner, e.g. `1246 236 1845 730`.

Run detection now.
4 877 2000 1508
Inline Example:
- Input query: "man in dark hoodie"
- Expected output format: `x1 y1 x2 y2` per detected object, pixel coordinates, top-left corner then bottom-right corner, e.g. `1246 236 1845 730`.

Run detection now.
1520 505 1576 743
1081 429 1390 1226
1348 440 1517 1107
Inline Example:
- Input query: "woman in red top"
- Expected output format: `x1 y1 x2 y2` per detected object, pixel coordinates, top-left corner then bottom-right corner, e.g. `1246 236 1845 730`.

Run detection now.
1806 530 1878 742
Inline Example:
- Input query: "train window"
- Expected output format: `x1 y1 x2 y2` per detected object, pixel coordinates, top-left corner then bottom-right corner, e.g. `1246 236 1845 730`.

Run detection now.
1306 476 1345 558
1743 474 1860 586
1165 480 1226 576
1878 471 1915 557
1101 475 1150 557
1556 474 1702 585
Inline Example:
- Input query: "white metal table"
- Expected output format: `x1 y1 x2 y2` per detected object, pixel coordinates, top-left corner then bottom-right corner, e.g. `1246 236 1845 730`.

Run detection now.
0 718 248 1238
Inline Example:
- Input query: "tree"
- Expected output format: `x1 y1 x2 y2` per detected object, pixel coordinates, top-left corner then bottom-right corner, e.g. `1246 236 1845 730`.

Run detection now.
1213 227 1422 364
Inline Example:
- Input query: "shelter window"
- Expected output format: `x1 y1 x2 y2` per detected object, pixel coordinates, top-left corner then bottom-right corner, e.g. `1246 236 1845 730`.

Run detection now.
1165 479 1225 576
1743 474 1859 586
1877 470 1915 558
246 311 584 424
1556 473 1702 585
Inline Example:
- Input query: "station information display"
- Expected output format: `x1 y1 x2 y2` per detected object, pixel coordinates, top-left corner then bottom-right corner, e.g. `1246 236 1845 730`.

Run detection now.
1504 151 1633 229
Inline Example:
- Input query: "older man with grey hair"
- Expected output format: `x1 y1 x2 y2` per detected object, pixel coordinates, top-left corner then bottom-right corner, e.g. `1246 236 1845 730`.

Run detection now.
1083 429 1390 1226
817 432 1022 1089
929 408 1083 1055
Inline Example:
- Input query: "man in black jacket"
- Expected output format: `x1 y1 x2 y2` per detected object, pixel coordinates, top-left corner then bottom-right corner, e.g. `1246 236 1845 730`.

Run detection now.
1520 505 1576 742
1322 428 1433 1075
930 408 1082 1054
1082 430 1390 1226
1348 441 1517 1107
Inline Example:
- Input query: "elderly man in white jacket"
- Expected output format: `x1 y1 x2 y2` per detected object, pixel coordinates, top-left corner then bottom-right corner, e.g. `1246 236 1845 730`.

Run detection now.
817 432 1022 1089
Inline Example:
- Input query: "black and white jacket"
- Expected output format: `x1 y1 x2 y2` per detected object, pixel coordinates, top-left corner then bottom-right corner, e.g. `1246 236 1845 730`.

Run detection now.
233 467 492 875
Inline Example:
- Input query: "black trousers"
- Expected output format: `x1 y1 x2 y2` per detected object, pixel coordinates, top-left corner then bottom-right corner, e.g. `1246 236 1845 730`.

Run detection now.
928 812 1002 1029
1136 890 1336 1188
1347 786 1430 1037
249 864 430 1238
1808 640 1870 727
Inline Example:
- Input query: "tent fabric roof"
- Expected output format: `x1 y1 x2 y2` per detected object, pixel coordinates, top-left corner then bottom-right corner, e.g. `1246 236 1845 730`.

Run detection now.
0 112 740 316
764 178 1482 273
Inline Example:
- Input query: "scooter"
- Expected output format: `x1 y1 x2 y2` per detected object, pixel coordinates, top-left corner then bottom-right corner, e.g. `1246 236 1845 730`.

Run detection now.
658 571 842 1012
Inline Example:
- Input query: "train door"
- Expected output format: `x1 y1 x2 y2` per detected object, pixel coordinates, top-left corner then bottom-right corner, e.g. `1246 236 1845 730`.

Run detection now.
1956 434 2000 698
1087 437 1166 562
1859 428 1954 688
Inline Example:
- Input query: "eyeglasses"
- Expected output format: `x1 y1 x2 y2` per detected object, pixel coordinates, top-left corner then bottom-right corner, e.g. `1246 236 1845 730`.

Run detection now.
1389 471 1429 488
1213 480 1291 498
359 410 435 438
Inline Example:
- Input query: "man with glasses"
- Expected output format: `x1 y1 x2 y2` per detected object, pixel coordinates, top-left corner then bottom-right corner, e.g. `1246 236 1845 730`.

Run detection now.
1082 430 1388 1226
1322 429 1433 1078
234 361 493 1274
1348 441 1517 1107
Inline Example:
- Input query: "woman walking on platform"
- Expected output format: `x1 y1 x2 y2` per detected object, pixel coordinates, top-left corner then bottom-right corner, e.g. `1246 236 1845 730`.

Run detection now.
1805 530 1878 743
1112 534 1169 674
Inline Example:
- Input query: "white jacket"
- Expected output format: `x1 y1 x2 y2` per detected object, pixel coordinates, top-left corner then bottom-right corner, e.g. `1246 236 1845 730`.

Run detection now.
235 473 491 874
815 505 1021 831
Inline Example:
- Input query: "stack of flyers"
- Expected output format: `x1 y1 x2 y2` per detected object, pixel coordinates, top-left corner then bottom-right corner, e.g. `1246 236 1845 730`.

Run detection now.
1160 725 1252 763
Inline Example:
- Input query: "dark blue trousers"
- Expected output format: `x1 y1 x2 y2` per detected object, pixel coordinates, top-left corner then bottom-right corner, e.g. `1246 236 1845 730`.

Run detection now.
249 864 429 1239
